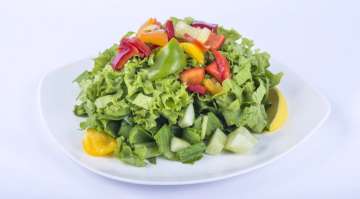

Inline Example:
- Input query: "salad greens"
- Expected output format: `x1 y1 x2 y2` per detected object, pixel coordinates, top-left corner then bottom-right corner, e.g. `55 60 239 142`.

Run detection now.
74 17 283 167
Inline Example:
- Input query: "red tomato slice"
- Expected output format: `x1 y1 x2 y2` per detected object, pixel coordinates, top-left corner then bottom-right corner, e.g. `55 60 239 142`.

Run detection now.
180 67 205 85
205 61 222 82
187 84 207 95
211 50 231 81
205 33 225 50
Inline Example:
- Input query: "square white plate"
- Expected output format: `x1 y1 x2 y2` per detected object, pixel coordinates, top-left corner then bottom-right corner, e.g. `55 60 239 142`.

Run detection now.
38 58 330 185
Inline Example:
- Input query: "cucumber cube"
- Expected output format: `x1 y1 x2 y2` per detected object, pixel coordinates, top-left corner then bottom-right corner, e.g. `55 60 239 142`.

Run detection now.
206 128 227 155
178 103 194 128
225 127 257 153
171 137 191 152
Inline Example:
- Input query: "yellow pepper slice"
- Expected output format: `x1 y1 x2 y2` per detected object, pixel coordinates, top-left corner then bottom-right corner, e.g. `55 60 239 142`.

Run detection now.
203 79 222 95
180 42 204 65
83 128 117 156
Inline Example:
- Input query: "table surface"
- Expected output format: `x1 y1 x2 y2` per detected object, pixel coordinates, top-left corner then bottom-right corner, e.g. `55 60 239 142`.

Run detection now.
1 0 359 198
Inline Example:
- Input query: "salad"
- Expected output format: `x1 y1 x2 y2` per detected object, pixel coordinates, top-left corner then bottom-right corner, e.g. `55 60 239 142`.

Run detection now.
73 17 287 167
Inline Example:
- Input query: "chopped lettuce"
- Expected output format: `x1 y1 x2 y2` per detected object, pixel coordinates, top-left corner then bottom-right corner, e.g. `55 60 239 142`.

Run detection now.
73 17 283 167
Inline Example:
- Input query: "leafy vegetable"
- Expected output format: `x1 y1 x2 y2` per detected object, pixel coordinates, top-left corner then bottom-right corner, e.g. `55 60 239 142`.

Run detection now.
74 17 284 167
176 143 206 163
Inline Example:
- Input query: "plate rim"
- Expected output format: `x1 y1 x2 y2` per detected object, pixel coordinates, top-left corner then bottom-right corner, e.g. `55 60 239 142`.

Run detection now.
37 58 331 185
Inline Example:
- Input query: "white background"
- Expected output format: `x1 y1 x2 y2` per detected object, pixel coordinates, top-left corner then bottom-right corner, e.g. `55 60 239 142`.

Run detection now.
1 0 359 198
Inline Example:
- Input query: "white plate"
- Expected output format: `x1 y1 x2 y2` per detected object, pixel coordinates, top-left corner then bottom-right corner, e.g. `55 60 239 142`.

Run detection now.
38 58 330 185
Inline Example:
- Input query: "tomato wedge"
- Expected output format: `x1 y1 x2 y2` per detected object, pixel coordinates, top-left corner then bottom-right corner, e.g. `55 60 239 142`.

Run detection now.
212 49 230 80
180 67 205 85
205 33 225 50
205 61 222 82
187 84 207 95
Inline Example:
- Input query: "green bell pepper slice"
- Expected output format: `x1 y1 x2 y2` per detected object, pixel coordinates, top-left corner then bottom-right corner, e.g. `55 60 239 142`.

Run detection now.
147 38 186 80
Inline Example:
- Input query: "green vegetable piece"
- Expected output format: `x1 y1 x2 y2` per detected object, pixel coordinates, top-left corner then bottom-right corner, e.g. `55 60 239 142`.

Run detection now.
206 129 227 155
225 127 257 153
117 143 146 167
128 126 153 145
73 104 87 117
73 71 91 84
204 112 223 137
178 103 195 128
234 64 252 86
132 93 153 110
266 71 283 88
170 137 191 152
252 80 266 104
103 120 121 137
200 115 208 139
239 105 268 133
147 38 186 80
118 122 132 138
182 128 201 144
94 95 113 109
222 99 241 126
217 26 241 42
193 116 203 129
134 142 161 158
154 125 175 160
133 144 147 159
92 44 117 73
176 143 206 164
114 137 123 157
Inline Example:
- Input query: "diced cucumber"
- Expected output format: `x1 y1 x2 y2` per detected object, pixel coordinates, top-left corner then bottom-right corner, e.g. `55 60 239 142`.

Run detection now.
206 128 227 155
178 103 195 128
170 137 191 152
200 115 208 139
174 21 211 43
193 116 203 129
225 127 257 153
195 28 211 43
201 112 223 139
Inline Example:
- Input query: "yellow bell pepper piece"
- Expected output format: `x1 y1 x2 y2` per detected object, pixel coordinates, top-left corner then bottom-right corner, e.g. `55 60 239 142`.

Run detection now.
83 128 117 156
180 42 204 65
203 79 222 95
